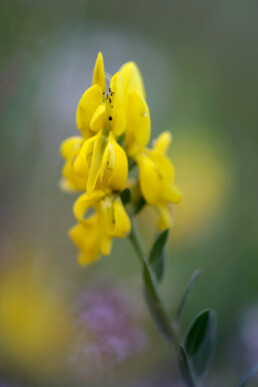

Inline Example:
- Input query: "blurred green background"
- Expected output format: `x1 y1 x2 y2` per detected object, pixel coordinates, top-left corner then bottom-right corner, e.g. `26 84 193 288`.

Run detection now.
0 0 258 386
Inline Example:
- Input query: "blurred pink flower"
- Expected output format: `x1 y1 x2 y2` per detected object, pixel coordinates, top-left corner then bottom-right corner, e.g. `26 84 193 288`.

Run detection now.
69 283 148 376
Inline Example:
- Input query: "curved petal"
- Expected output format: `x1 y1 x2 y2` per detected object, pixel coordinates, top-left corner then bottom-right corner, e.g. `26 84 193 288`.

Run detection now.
69 221 101 265
124 90 150 156
137 153 163 205
109 72 126 136
119 61 145 100
92 52 106 92
163 183 182 204
87 133 109 194
61 156 86 192
111 197 131 237
100 133 128 191
60 136 83 159
73 133 99 177
153 131 172 154
73 191 104 224
90 103 107 132
149 149 175 182
76 84 103 139
155 202 172 230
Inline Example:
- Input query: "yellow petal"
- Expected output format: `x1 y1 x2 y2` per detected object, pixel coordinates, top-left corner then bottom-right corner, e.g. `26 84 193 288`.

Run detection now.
69 222 100 265
163 183 182 204
100 233 113 256
87 134 108 194
100 198 113 255
61 157 86 192
73 191 104 224
124 90 150 156
156 202 172 230
90 103 107 132
60 136 83 159
110 197 131 237
73 133 98 177
149 149 175 182
137 153 162 205
100 133 128 191
59 177 84 193
76 84 103 139
119 61 145 100
153 131 172 154
109 72 126 136
77 251 100 266
92 52 106 92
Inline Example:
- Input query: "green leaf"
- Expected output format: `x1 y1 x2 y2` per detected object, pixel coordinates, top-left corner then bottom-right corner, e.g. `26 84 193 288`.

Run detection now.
178 344 199 387
175 269 203 323
236 363 258 387
121 188 131 205
143 262 174 343
185 309 217 377
148 229 169 283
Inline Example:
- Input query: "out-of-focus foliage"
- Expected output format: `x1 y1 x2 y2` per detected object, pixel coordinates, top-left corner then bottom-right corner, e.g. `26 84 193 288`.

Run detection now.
0 259 71 375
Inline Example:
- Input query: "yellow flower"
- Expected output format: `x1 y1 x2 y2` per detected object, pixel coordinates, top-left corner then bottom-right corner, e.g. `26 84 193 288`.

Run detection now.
69 190 131 265
136 131 182 229
74 130 128 194
59 136 85 192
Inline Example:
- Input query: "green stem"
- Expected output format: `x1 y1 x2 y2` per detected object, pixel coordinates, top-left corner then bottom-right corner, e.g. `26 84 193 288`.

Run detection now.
129 221 200 387
129 221 181 346
129 222 145 264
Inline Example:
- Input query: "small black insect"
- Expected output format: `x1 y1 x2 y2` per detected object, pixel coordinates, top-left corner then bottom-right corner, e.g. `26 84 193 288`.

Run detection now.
108 116 112 121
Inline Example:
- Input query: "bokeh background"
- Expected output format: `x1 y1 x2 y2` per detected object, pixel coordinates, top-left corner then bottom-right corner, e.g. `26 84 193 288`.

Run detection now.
1 0 258 386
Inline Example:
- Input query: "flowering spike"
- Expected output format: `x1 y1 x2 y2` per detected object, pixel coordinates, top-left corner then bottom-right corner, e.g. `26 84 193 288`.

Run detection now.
60 53 181 262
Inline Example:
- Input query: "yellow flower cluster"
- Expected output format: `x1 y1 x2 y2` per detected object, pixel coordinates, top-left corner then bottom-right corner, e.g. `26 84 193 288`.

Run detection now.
60 52 181 265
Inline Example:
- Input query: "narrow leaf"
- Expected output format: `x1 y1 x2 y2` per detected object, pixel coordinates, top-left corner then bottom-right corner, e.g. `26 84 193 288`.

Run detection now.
148 229 169 283
178 344 199 387
185 309 217 377
175 269 202 323
237 363 258 387
143 262 174 343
